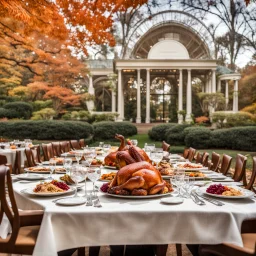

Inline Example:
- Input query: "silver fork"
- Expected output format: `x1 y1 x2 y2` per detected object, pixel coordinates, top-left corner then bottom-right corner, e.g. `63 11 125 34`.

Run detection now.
191 192 206 205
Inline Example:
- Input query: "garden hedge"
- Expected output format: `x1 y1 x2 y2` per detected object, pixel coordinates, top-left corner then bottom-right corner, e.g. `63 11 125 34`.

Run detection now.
3 102 33 119
0 120 94 140
165 124 191 145
93 121 137 140
148 123 177 141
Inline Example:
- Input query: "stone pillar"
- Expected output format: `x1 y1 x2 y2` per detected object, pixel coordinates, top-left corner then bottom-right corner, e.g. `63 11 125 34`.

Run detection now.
211 69 216 93
117 69 123 121
111 89 116 113
146 69 150 123
136 69 141 123
225 80 229 107
185 69 192 122
233 80 239 112
178 69 183 124
217 79 221 92
205 75 209 93
86 75 95 112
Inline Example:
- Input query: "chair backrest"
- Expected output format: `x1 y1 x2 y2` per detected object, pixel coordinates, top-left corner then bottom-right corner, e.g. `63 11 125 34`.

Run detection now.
51 142 61 157
0 154 8 165
219 154 232 175
210 152 221 172
245 156 256 192
0 166 20 245
25 148 37 167
162 141 170 152
41 143 54 161
195 152 202 164
70 140 81 150
79 139 86 149
232 154 247 182
60 141 71 153
202 152 209 167
188 147 196 162
183 148 189 159
30 145 41 164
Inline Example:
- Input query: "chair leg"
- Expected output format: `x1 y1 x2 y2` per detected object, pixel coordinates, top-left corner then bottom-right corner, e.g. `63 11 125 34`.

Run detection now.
154 244 168 256
77 247 85 256
89 246 101 256
176 244 182 256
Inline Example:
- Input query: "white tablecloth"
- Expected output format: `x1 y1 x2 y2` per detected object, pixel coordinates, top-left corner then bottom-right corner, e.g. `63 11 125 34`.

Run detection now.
0 148 26 168
3 175 256 256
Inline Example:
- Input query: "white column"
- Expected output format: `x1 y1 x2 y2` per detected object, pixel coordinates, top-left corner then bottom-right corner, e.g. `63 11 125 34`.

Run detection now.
217 79 221 92
178 69 183 124
211 69 216 93
136 69 141 123
205 76 209 93
117 69 123 121
88 76 94 94
225 80 229 107
111 89 116 113
233 80 239 112
185 69 192 122
146 69 150 123
121 73 124 119
86 75 95 111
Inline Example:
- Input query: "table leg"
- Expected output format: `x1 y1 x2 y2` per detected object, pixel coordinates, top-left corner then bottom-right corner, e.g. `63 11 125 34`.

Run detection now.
154 244 168 256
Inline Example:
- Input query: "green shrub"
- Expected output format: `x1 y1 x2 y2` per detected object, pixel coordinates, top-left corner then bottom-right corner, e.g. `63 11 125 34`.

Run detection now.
148 123 177 141
184 128 212 149
165 124 191 145
32 100 53 111
94 113 118 122
0 108 19 119
3 102 33 119
61 112 72 120
0 120 94 140
31 108 56 120
211 126 256 151
93 121 137 140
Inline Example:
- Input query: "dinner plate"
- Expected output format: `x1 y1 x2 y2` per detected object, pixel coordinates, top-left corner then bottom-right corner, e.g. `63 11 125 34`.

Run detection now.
24 168 50 174
211 177 234 182
102 191 173 199
41 161 63 166
178 167 208 171
161 197 184 204
56 197 86 206
55 169 66 174
16 174 46 180
199 186 254 199
22 187 76 197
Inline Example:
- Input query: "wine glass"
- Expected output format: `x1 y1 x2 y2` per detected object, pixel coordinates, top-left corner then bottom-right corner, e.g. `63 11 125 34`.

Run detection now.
70 166 85 197
75 152 83 166
175 175 185 198
49 159 56 179
87 166 101 199
84 148 96 167
130 139 138 146
170 176 179 196
99 142 104 148
102 144 111 157
63 158 72 175
150 151 163 166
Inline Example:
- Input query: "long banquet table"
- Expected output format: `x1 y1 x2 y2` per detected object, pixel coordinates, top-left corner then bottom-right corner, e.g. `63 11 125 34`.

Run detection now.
9 174 256 256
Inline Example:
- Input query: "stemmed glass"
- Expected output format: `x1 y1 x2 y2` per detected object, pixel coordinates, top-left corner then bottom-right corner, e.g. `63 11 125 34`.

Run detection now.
130 139 138 146
49 159 56 180
70 166 85 197
150 151 164 166
87 167 101 199
75 152 83 166
83 148 96 167
63 158 72 175
102 144 111 157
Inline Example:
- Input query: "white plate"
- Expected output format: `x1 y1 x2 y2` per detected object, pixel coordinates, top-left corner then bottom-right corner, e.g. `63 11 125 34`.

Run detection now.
199 186 254 199
211 178 234 182
55 169 66 174
56 197 86 206
102 191 173 199
22 187 76 197
178 167 208 171
16 174 46 180
161 197 184 204
24 168 50 174
103 166 117 170
42 161 63 166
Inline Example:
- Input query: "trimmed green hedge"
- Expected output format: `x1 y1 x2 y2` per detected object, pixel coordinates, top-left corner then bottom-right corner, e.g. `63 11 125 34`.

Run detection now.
184 128 212 149
93 121 137 140
0 121 94 140
165 124 191 145
148 123 177 141
3 102 33 119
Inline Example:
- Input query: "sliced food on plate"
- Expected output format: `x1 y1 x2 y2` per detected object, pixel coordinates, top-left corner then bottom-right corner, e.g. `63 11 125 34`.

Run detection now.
27 166 50 173
206 184 243 196
33 180 70 193
177 163 203 169
60 174 75 185
100 172 116 181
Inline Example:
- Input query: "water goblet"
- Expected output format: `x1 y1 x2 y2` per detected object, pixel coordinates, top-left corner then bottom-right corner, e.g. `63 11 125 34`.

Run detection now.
49 159 56 180
63 157 72 175
130 139 138 146
102 144 111 157
75 152 83 166
70 166 85 197
84 148 96 167
170 176 179 196
175 175 185 197
99 142 104 148
87 166 101 199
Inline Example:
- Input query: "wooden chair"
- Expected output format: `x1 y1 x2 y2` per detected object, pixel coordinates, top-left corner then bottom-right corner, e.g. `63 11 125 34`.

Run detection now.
209 152 221 172
202 152 209 167
188 147 196 162
79 139 86 149
70 140 81 150
232 154 247 184
25 148 37 167
60 141 71 153
52 142 61 157
218 154 232 176
30 145 41 164
199 218 256 256
0 165 44 254
195 152 203 164
161 141 170 152
42 143 54 161
0 154 12 173
183 148 189 159
244 156 256 193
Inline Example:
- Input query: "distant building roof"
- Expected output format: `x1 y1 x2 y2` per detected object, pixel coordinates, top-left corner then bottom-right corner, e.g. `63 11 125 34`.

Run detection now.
86 60 113 69
217 66 234 75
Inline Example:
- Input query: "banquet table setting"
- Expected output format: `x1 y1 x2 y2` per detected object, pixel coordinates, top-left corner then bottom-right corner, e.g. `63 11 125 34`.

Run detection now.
1 139 256 256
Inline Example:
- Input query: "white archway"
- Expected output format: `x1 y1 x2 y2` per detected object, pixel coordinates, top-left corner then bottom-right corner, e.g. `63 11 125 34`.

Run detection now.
148 39 190 59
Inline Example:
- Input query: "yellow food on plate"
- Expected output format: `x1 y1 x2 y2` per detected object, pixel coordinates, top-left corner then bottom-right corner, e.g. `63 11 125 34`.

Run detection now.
33 183 64 193
178 163 203 169
100 172 116 181
60 174 75 184
188 172 205 177
28 167 50 172
222 187 243 196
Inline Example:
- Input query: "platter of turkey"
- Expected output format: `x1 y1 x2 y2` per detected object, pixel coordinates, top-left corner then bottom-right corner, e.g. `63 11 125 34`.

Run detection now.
25 166 50 174
176 163 208 171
